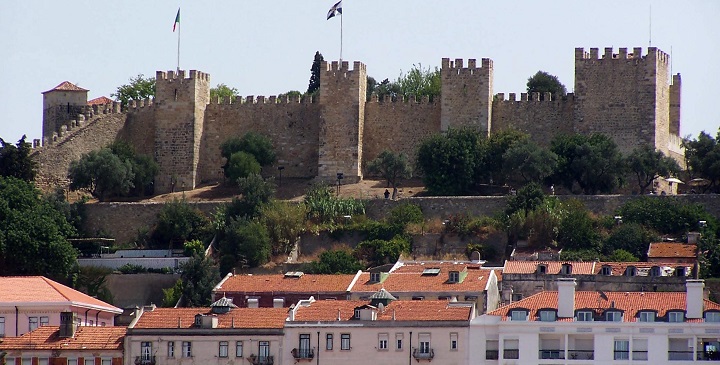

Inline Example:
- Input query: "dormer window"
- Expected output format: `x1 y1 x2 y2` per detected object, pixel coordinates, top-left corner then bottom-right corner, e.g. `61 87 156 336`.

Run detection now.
605 311 622 322
668 311 685 323
638 311 656 322
194 314 202 327
370 272 380 282
625 266 637 277
676 267 686 277
576 310 594 322
560 263 572 275
537 264 547 274
354 309 361 319
510 310 528 321
705 311 720 322
539 310 557 322
449 271 460 283
650 266 661 277
600 265 612 276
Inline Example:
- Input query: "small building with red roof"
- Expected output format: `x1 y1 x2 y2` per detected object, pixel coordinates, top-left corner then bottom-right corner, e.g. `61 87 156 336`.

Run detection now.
471 279 720 363
647 242 698 264
0 276 122 337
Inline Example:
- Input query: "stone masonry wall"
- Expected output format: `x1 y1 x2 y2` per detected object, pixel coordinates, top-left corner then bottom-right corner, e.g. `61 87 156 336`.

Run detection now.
363 96 441 171
440 58 493 134
199 96 321 184
491 93 575 147
670 74 682 136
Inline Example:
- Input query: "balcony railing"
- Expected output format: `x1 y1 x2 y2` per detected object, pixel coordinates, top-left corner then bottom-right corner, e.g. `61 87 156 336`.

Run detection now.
503 349 519 359
412 348 435 360
633 351 649 360
248 355 274 365
698 350 720 361
539 349 564 359
291 348 315 360
669 351 694 361
134 356 156 365
485 350 499 360
568 350 594 360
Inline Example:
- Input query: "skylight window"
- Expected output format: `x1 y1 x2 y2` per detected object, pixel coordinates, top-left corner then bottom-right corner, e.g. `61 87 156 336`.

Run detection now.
422 268 441 276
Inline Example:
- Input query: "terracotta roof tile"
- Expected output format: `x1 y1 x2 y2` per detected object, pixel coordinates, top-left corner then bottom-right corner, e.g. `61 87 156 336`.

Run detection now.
350 266 494 294
593 261 692 276
132 307 287 329
488 291 720 322
87 96 114 105
648 242 697 259
215 274 355 293
502 261 596 274
0 276 122 314
0 326 126 351
293 300 472 322
42 81 88 94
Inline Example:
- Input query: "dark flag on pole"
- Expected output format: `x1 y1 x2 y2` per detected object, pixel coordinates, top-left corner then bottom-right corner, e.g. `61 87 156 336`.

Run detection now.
327 1 342 20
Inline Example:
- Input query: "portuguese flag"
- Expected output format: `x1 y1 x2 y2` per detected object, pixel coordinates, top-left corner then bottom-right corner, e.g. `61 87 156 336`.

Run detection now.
173 8 180 32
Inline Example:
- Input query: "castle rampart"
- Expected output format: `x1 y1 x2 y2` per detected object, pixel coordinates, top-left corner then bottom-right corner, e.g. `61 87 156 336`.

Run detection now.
491 93 575 146
440 58 493 135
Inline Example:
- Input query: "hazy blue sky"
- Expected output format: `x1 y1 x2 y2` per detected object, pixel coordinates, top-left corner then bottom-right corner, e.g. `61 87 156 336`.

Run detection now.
1 0 718 143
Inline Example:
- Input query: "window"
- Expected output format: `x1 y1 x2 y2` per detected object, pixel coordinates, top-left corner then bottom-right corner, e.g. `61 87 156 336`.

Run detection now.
650 266 661 277
614 339 629 360
539 310 557 322
411 296 424 300
600 265 612 275
576 311 593 321
182 341 192 357
378 333 388 350
560 263 572 274
354 309 361 319
141 341 153 360
668 311 684 322
219 341 229 357
101 359 111 365
639 311 656 322
341 334 351 350
450 333 458 350
40 316 49 327
449 271 460 283
88 320 93 326
84 359 93 365
326 334 333 350
510 310 527 321
625 266 637 276
632 338 649 361
605 311 622 322
236 341 243 357
511 293 523 302
370 272 380 282
706 312 720 322
39 358 49 365
418 334 431 354
396 333 404 350
68 359 77 365
676 267 686 276
503 339 519 359
29 317 38 331
537 264 547 274
0 316 4 337
259 341 270 359
299 334 311 356
4 359 14 365
168 341 175 358
486 340 499 360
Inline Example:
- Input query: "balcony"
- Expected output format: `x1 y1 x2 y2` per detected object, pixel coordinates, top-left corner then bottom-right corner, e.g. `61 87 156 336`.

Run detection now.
568 350 594 360
485 350 499 360
698 350 720 361
291 348 315 360
412 348 434 361
503 349 519 359
668 351 694 361
134 356 155 365
248 355 274 365
539 349 564 359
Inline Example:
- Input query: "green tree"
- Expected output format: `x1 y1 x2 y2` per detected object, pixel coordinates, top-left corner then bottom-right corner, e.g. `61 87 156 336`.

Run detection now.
550 133 626 194
162 279 183 307
505 182 545 217
396 64 441 100
603 223 657 259
226 174 276 220
526 71 567 100
183 239 205 257
179 254 221 307
226 151 261 182
310 249 363 274
386 203 424 227
503 140 558 184
75 266 114 304
210 83 239 102
0 135 37 181
481 129 528 184
221 132 276 179
416 128 484 195
684 130 720 193
219 219 271 271
627 145 681 194
68 148 135 201
303 183 365 224
557 199 601 251
111 74 156 106
606 249 639 262
151 198 213 249
261 200 307 256
367 78 401 101
109 141 158 196
0 177 78 280
366 150 412 188
307 51 324 95
617 197 716 235
354 236 410 267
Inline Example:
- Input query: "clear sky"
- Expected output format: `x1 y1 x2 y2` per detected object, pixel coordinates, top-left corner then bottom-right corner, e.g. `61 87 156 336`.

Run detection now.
1 0 718 144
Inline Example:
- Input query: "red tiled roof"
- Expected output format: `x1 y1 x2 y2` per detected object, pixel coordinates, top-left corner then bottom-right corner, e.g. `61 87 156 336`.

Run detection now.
648 242 697 259
0 326 126 351
0 276 122 314
132 307 287 329
215 274 356 293
593 261 692 276
350 266 494 293
488 291 720 322
293 300 472 322
87 96 114 105
42 81 88 94
502 261 596 274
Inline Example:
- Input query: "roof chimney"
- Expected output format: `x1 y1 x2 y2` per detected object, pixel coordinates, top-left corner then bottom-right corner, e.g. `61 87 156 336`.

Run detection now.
557 278 576 318
686 279 705 319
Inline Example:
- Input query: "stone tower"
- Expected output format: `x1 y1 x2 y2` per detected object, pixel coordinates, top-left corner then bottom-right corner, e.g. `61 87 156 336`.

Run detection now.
153 70 210 194
573 47 675 154
41 81 88 143
440 58 493 135
318 61 367 183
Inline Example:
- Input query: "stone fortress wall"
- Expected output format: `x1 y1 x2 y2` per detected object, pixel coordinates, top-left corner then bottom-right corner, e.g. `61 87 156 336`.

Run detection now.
33 46 683 193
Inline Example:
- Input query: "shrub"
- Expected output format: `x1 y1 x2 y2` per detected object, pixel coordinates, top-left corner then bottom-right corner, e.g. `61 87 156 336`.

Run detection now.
386 203 423 227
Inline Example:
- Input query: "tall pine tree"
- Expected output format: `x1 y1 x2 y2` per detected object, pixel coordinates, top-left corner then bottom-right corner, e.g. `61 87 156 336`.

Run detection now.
307 51 324 95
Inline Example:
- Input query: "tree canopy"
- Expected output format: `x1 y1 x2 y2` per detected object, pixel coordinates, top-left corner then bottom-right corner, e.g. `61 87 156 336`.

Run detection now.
527 71 567 100
178 254 221 307
503 140 558 184
366 150 412 188
111 74 155 106
416 128 484 195
210 83 239 102
0 135 36 181
684 129 720 193
550 133 626 194
367 64 441 101
221 132 276 183
307 51 324 95
627 145 681 194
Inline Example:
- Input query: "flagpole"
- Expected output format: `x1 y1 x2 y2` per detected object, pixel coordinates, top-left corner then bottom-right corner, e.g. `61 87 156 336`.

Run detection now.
177 18 181 72
340 12 343 62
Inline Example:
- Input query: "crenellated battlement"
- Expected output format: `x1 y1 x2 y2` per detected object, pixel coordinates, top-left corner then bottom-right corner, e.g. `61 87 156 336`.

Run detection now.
208 93 316 106
495 92 575 103
323 60 366 73
155 69 210 82
368 94 436 104
441 58 493 76
575 47 670 64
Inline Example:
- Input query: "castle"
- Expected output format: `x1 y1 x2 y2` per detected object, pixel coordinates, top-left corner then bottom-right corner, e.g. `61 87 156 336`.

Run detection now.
33 46 683 194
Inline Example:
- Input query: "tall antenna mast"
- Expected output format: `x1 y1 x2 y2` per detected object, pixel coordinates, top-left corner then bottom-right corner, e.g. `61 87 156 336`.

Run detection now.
648 4 652 47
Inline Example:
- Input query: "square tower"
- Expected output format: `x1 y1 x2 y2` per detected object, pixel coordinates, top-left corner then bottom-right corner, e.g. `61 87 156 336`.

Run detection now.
440 58 493 135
